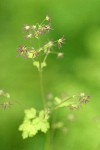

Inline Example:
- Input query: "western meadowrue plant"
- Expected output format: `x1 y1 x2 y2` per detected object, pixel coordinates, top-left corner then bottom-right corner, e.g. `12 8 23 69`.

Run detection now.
16 16 90 140
16 16 90 141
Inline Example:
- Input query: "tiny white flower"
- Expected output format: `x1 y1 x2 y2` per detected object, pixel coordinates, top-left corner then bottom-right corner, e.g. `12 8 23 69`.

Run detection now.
24 25 30 31
31 25 36 30
27 33 32 38
57 52 64 58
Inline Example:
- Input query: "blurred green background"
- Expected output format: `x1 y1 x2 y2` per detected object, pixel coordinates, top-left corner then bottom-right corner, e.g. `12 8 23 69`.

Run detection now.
0 0 100 149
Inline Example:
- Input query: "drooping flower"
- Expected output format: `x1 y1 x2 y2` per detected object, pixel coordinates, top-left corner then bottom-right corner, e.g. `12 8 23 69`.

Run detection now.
58 36 65 48
17 46 27 57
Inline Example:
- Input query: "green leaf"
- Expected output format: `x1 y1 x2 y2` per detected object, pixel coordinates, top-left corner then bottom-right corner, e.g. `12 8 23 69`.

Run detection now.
24 108 36 119
54 97 62 104
27 51 34 58
19 108 50 139
19 119 38 139
41 62 47 69
33 61 40 70
54 97 72 108
38 110 50 132
39 121 50 133
33 61 47 71
39 110 49 120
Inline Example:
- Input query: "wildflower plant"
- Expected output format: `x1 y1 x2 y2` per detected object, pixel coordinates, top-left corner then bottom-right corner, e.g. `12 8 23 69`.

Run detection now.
16 16 90 139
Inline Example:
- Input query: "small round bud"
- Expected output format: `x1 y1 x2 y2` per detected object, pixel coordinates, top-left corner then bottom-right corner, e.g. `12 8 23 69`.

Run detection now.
57 52 64 58
31 25 37 30
79 93 85 97
26 33 32 39
5 93 10 98
24 25 30 31
47 41 53 48
45 16 51 22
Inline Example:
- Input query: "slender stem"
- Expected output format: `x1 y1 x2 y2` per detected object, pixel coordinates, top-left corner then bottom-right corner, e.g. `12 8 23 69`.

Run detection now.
43 52 49 63
40 19 46 26
37 37 40 49
50 51 58 54
50 117 56 150
39 69 47 110
37 37 47 109
44 131 51 150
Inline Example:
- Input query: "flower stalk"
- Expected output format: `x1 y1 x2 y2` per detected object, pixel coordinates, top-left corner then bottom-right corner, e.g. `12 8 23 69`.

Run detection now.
39 68 47 110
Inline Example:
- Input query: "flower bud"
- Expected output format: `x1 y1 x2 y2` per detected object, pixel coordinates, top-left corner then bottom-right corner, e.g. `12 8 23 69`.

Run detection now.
45 15 51 22
26 33 32 39
24 25 30 31
57 52 64 58
31 25 37 30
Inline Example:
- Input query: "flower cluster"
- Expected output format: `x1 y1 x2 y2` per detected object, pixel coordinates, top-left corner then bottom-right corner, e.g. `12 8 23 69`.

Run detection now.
69 93 90 110
53 93 90 111
78 93 90 104
17 16 65 71
24 16 51 39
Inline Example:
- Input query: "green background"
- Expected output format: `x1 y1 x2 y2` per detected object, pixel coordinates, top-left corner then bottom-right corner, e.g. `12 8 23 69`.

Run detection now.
0 0 100 149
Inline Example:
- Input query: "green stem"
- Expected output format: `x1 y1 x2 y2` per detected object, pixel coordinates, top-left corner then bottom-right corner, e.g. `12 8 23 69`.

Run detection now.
43 52 49 63
39 69 47 110
44 131 51 150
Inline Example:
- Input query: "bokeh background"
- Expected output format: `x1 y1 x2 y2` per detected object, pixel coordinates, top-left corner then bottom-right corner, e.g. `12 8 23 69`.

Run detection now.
0 0 100 150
